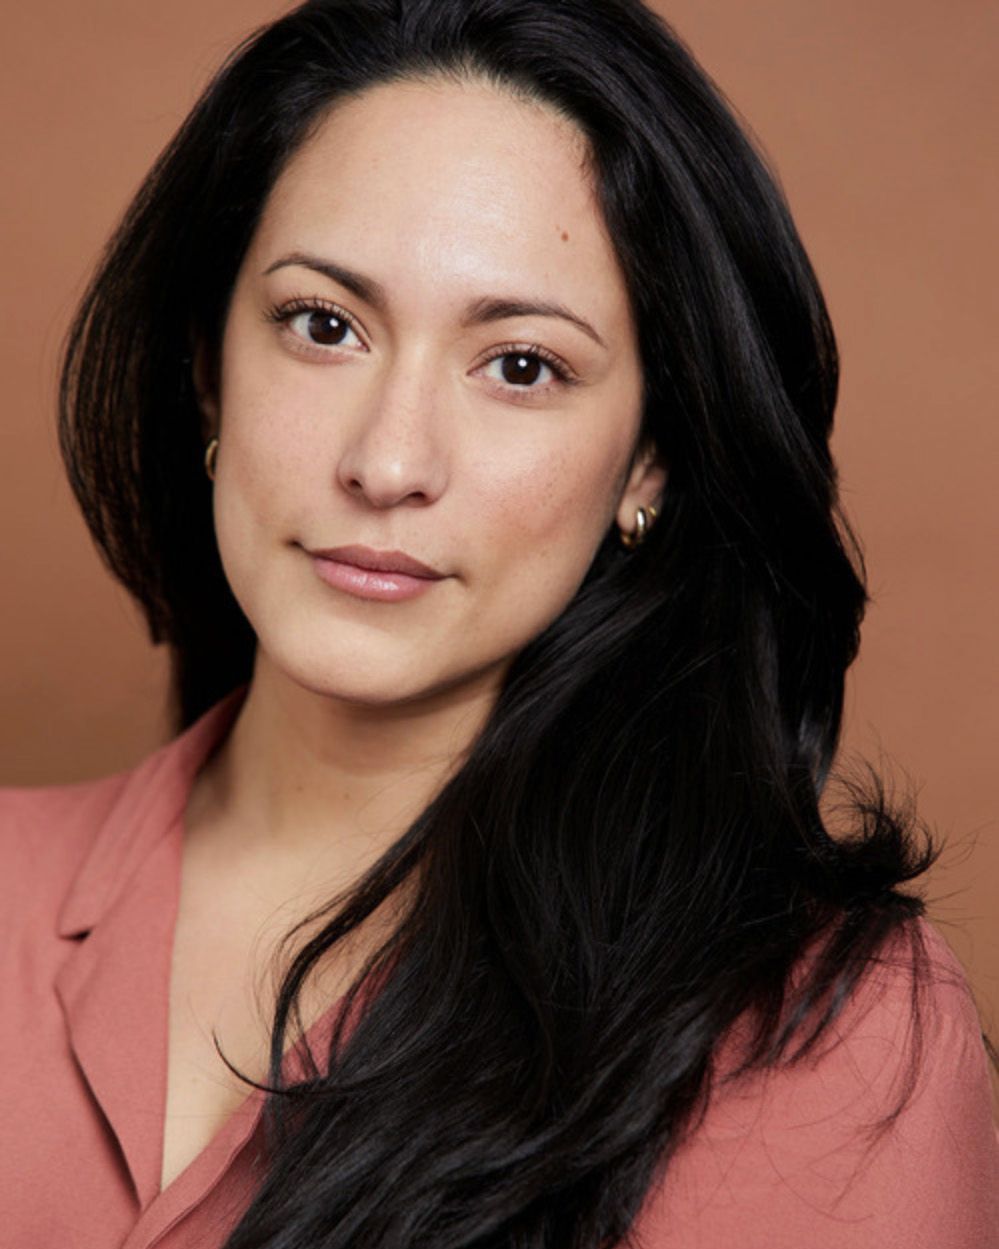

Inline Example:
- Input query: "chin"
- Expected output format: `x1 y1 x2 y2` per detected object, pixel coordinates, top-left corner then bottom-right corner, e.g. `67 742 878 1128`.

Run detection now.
273 631 515 715
259 630 447 708
305 672 435 709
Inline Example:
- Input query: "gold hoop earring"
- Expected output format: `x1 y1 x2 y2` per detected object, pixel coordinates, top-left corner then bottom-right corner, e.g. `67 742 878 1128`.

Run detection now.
204 437 219 482
619 504 657 550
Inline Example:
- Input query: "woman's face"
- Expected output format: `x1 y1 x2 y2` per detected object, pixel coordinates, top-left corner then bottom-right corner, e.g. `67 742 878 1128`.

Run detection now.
202 77 662 708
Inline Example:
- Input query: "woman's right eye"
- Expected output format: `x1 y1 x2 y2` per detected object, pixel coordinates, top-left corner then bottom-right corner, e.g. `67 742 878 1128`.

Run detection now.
289 308 364 348
267 300 366 353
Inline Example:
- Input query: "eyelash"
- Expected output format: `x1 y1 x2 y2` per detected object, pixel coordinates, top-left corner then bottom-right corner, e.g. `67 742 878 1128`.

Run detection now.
263 296 579 390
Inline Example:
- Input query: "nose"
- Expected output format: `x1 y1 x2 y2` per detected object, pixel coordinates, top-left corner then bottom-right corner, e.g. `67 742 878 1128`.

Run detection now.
335 357 449 509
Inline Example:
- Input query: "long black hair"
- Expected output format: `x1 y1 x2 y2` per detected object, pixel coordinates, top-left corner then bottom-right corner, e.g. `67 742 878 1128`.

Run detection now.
58 1 962 1245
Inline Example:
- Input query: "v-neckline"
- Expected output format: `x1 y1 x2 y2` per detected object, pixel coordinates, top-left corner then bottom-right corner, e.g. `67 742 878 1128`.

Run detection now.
54 688 357 1242
156 723 358 1202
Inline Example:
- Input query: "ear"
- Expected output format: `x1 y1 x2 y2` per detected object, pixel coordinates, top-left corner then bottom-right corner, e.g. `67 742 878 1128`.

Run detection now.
615 437 667 534
191 340 220 439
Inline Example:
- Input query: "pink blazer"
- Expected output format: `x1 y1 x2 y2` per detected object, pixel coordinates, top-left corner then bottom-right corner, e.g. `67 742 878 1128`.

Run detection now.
2 689 997 1248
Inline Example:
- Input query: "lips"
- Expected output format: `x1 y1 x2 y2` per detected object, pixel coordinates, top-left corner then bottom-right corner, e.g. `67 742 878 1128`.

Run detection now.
304 543 446 604
306 544 444 579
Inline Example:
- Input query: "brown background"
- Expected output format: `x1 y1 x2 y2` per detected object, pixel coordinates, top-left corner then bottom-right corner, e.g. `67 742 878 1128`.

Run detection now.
3 2 996 1035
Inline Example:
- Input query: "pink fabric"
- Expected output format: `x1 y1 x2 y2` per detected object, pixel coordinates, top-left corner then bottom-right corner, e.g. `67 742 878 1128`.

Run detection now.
1 690 996 1248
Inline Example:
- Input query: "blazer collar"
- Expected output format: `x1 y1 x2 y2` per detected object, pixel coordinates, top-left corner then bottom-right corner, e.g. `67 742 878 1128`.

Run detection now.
56 686 247 939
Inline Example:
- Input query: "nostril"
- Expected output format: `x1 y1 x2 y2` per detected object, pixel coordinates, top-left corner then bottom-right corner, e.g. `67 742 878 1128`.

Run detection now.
342 475 433 508
336 439 448 508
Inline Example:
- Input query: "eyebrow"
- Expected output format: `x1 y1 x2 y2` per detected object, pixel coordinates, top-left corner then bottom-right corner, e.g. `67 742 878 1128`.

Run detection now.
262 251 608 350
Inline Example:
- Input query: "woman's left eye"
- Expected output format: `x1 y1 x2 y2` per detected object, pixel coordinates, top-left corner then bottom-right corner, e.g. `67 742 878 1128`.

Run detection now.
480 349 570 390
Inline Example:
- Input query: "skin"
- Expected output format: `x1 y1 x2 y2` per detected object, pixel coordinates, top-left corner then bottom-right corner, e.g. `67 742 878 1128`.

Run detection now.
193 73 664 860
165 75 664 1190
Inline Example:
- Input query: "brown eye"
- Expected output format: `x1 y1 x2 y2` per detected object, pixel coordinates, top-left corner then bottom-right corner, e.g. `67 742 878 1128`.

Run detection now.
276 303 365 353
500 353 544 386
306 310 351 345
479 345 572 393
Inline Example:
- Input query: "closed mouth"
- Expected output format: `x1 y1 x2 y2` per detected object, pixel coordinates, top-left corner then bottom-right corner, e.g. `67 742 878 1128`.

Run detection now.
306 544 444 580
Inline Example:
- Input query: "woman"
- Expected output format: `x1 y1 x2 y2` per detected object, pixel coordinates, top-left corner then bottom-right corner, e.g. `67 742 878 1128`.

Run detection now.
2 0 996 1245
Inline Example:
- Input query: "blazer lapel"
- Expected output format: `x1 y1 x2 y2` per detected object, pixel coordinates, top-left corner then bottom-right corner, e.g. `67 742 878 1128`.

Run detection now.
52 689 246 1208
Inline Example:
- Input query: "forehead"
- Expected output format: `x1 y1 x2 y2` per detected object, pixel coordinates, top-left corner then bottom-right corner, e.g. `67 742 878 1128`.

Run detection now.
248 76 634 332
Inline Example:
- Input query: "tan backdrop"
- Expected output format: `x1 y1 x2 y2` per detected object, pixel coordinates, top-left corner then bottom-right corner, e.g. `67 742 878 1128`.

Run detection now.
3 1 996 1036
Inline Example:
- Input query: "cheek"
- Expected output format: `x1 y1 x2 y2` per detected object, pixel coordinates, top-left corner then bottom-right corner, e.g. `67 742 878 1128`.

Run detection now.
469 431 628 597
209 373 322 626
448 433 629 667
214 360 322 535
217 292 322 456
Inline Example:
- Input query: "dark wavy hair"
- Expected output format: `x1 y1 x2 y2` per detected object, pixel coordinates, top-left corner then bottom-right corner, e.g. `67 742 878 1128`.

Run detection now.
57 1 971 1246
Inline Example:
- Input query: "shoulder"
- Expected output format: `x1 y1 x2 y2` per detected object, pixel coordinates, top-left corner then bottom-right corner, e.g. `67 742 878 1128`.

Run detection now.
800 916 985 1081
0 690 245 935
0 769 132 920
633 917 999 1249
0 768 133 857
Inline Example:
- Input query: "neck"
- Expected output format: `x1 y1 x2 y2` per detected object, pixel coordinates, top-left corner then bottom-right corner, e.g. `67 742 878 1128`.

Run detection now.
190 649 499 880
